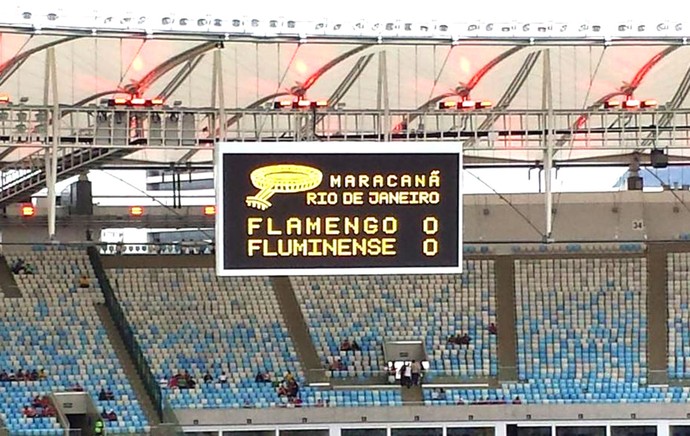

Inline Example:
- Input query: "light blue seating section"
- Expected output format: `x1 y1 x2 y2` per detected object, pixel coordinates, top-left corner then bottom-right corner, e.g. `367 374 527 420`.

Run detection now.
108 268 399 408
165 383 402 408
291 260 497 378
668 253 690 378
0 247 148 434
427 257 657 405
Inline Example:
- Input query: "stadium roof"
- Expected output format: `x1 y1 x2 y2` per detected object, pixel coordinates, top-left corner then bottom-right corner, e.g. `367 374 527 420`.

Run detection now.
2 1 690 167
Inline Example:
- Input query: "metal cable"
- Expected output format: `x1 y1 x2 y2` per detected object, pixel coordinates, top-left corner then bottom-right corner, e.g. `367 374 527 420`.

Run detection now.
465 170 544 238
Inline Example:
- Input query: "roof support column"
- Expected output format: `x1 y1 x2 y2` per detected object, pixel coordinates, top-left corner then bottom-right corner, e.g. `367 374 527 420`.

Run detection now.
376 51 390 141
47 47 59 240
542 49 554 242
213 45 226 217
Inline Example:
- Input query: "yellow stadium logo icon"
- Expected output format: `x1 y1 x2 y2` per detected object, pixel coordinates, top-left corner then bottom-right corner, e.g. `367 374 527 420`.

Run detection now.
246 164 323 210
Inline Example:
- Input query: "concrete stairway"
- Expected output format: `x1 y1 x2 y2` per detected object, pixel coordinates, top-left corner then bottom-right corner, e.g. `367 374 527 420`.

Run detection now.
0 255 22 298
494 256 518 382
95 303 161 427
647 244 669 385
271 277 327 384
400 385 423 405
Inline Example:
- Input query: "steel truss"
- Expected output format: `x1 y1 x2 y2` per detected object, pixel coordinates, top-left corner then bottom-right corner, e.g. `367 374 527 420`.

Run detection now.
0 106 689 152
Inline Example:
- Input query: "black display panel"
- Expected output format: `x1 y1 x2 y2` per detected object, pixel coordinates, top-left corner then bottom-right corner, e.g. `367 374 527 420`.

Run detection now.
216 143 462 276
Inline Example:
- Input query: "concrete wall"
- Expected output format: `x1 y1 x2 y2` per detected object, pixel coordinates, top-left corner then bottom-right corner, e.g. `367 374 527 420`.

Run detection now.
174 402 690 427
463 191 690 242
3 191 690 244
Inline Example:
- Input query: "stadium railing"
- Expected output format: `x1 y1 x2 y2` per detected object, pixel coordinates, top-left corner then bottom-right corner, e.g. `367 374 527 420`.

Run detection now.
87 246 166 424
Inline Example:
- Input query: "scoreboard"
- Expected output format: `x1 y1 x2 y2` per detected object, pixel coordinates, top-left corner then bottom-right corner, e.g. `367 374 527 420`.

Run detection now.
216 142 462 276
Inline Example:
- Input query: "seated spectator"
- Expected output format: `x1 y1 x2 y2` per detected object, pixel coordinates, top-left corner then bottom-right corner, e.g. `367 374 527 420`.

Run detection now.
243 400 253 408
38 368 46 380
283 370 295 383
42 405 56 418
512 396 522 405
106 389 115 401
431 387 446 401
339 339 352 352
32 395 43 408
101 408 117 421
277 383 288 397
30 369 38 381
16 369 25 381
11 258 26 274
488 323 498 335
448 333 472 346
255 371 271 383
351 340 361 352
79 275 90 288
329 358 345 371
71 382 84 392
159 375 168 389
23 405 37 418
286 380 299 399
98 388 107 401
0 369 8 382
203 371 213 383
219 371 228 384
315 398 325 407
177 376 188 389
24 263 35 275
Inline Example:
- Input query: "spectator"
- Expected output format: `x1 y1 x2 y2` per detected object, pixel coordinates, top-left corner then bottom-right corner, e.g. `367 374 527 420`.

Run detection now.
11 258 26 274
398 363 411 388
0 370 8 382
16 369 25 381
351 340 361 352
283 370 295 383
403 363 413 388
177 376 188 389
42 405 56 417
329 358 345 371
339 339 352 352
315 398 325 407
32 395 43 408
94 419 105 435
203 371 213 383
106 409 118 421
431 388 446 400
159 375 168 389
24 263 35 275
255 371 271 383
219 371 228 384
512 396 522 405
410 360 422 386
79 276 90 289
30 369 38 381
488 323 498 335
23 405 37 418
98 388 108 401
38 368 46 380
105 388 115 401
71 382 84 392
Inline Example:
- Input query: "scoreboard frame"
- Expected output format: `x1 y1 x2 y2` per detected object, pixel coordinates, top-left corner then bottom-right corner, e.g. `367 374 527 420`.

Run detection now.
215 142 462 276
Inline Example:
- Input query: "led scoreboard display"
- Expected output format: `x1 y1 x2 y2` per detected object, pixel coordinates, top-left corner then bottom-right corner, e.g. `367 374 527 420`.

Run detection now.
216 142 462 276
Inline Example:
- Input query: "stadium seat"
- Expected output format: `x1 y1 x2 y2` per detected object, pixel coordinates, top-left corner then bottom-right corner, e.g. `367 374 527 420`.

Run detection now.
107 267 402 409
0 246 149 433
290 260 498 379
